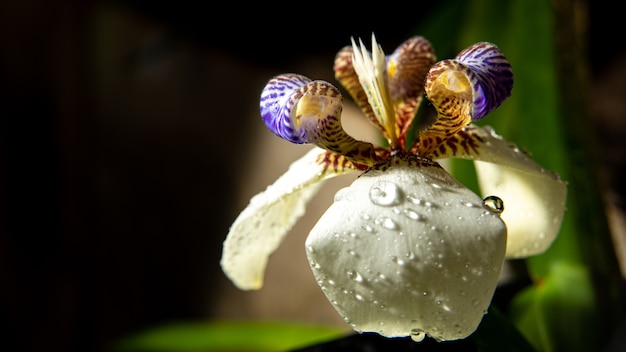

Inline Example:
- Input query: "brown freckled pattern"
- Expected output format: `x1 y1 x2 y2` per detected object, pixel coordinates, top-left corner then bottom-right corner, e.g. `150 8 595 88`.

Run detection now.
316 150 368 173
388 37 436 149
410 59 473 157
298 80 382 166
366 153 441 174
425 126 483 159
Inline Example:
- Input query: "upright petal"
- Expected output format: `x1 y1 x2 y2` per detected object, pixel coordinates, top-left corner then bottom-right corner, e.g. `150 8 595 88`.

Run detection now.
351 35 399 149
431 125 567 258
334 46 388 139
221 147 360 290
387 36 436 147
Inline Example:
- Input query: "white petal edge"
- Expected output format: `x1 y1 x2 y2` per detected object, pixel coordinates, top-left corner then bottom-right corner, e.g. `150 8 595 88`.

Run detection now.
461 125 567 258
220 147 358 290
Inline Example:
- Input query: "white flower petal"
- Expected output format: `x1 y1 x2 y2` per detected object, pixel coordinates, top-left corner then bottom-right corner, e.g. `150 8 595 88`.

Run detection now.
475 159 567 258
305 157 507 341
466 126 567 258
220 147 357 290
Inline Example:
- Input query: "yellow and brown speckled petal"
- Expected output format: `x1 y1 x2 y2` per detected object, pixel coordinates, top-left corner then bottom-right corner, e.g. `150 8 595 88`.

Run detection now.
387 36 436 148
296 80 382 166
412 59 473 156
412 42 512 157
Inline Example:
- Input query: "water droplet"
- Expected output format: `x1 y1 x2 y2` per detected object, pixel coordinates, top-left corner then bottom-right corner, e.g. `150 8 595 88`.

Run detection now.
403 209 424 221
382 217 398 230
462 201 480 208
410 328 426 342
346 248 357 256
334 187 351 201
391 256 405 266
430 182 442 189
363 224 374 232
406 195 421 204
347 270 364 283
483 195 504 214
360 212 371 220
355 293 364 301
369 180 403 206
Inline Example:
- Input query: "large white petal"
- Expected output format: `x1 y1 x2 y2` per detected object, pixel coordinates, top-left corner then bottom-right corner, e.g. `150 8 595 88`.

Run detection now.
306 156 506 341
461 125 567 258
221 147 358 290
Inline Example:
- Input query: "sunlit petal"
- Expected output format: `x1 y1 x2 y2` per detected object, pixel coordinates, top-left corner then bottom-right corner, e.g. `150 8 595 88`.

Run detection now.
334 46 387 138
433 125 567 258
221 147 360 290
306 156 506 341
351 35 398 148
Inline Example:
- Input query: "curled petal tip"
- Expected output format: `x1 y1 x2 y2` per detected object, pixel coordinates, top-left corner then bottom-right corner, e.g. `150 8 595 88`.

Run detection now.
260 74 312 143
455 42 514 120
260 74 343 144
259 73 379 165
425 43 513 122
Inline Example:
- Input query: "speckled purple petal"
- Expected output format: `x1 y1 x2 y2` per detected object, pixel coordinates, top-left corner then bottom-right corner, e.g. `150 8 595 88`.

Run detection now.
455 42 513 120
259 73 310 143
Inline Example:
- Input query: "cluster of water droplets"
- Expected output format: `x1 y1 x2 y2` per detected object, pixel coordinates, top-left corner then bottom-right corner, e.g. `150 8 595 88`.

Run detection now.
305 162 509 342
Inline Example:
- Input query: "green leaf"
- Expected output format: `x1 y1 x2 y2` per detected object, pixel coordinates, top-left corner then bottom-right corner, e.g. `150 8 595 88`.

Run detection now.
508 262 597 352
471 306 537 352
412 0 625 351
114 321 348 352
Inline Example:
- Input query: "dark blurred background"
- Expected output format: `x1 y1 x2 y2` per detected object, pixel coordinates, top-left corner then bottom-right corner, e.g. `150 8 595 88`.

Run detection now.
1 1 624 351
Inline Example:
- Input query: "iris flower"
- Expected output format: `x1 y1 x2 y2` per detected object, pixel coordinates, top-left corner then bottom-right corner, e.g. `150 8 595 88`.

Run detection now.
220 35 567 342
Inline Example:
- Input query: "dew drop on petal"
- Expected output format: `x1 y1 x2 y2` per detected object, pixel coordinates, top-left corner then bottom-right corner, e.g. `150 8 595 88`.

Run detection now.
482 195 504 214
369 180 403 206
391 256 405 266
410 328 426 342
382 217 398 230
403 208 424 221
